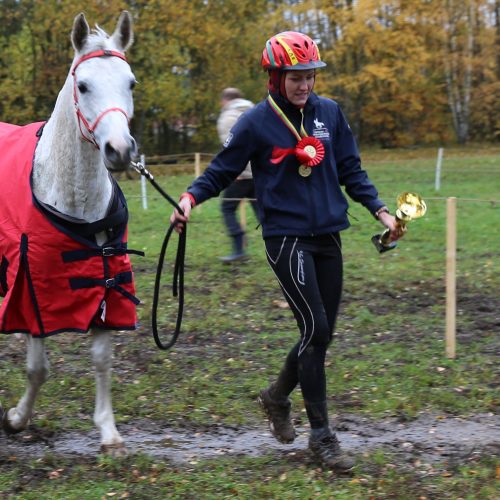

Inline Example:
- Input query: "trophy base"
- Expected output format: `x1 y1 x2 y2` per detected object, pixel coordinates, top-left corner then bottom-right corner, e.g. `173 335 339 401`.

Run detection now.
371 234 397 253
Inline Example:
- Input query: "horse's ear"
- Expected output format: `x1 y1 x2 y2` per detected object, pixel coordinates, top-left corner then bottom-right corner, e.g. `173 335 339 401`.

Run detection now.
111 11 133 52
71 13 90 52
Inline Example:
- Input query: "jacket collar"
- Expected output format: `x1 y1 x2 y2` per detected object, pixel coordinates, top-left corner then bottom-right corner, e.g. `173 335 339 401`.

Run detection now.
268 91 319 116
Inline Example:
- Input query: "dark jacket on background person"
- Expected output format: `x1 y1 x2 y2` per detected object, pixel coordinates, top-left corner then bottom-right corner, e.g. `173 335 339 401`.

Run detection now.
186 91 386 238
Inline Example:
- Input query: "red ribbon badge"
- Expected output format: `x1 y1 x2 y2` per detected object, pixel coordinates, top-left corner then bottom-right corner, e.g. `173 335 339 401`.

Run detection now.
295 137 325 166
271 136 324 167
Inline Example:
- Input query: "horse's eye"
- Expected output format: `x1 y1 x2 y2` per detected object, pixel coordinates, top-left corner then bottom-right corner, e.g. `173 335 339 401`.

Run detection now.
77 82 88 94
130 79 137 90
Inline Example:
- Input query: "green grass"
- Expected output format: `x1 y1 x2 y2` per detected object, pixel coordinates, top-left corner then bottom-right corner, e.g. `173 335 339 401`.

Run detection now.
1 453 498 499
1 146 499 498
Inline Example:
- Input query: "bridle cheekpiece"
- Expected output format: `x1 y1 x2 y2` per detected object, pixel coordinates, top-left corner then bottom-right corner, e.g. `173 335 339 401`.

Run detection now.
71 50 130 148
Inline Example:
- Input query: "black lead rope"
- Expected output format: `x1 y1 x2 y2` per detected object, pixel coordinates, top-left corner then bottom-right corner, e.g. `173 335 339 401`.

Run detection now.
130 160 186 350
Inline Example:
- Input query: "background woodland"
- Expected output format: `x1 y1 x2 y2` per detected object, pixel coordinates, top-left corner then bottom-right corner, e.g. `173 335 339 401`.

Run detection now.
0 0 498 153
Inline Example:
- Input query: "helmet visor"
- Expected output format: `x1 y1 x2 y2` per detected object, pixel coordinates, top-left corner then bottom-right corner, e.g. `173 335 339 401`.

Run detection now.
281 61 327 71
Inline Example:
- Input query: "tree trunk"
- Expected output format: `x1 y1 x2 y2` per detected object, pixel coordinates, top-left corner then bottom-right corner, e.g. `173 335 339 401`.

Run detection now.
443 0 475 144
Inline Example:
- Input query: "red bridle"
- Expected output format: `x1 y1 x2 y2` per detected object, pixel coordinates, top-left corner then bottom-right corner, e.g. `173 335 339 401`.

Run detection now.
71 50 130 148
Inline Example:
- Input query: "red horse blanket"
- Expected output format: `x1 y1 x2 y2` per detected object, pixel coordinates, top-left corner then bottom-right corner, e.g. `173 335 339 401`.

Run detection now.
0 122 140 337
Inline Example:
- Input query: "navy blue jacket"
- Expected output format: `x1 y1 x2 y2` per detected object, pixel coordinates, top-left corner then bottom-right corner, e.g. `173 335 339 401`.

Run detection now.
187 92 385 238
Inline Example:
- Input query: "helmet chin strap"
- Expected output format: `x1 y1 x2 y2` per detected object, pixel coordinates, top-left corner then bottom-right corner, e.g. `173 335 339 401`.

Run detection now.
279 74 288 100
267 70 281 93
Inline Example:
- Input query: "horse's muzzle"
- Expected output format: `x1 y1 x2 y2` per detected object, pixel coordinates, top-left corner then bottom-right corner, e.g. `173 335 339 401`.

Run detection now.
104 137 138 171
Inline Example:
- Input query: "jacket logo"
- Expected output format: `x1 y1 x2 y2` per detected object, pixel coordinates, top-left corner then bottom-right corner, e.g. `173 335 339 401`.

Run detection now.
312 117 330 141
314 118 325 128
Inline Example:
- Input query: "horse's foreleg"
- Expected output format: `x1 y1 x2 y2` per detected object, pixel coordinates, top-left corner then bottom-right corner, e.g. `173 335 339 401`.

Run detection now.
3 336 49 433
91 329 127 456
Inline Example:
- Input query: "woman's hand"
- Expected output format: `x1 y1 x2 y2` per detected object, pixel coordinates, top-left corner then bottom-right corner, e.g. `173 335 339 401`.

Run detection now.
170 197 193 234
378 211 406 241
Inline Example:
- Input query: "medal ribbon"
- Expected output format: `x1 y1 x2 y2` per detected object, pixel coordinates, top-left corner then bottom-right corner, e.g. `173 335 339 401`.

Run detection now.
267 94 306 141
267 95 325 167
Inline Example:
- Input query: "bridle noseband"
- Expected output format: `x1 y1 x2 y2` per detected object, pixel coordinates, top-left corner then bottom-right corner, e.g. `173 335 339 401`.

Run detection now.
71 50 130 148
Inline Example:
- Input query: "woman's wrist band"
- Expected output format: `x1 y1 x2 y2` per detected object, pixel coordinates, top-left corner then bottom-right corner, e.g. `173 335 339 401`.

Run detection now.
374 206 389 220
180 192 196 207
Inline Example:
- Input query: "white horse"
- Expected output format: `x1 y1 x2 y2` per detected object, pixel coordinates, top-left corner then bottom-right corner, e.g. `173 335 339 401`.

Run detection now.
0 11 139 456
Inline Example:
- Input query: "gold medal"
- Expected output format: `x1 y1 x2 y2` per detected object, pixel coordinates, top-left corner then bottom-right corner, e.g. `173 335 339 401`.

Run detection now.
266 95 325 173
298 165 312 177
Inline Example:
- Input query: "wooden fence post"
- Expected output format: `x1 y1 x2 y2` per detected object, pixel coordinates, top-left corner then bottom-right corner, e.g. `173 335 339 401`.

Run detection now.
194 152 201 212
194 152 201 178
446 197 457 359
239 200 247 229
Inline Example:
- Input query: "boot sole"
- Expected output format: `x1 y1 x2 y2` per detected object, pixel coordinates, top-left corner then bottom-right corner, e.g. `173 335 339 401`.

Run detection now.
309 448 355 473
258 395 296 444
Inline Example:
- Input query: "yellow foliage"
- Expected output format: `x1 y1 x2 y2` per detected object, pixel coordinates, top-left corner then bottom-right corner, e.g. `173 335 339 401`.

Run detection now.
0 0 496 148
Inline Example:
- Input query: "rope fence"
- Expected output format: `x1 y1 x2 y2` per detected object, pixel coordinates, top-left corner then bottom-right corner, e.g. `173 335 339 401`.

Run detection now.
125 152 498 360
125 152 499 205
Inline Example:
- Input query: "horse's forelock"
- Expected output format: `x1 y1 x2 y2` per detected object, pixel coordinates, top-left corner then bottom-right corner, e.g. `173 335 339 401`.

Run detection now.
78 27 124 55
93 26 109 39
85 27 109 49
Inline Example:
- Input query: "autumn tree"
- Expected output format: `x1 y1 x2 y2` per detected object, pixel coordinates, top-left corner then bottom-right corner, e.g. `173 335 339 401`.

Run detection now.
0 0 497 149
468 0 500 141
0 0 128 123
302 0 451 146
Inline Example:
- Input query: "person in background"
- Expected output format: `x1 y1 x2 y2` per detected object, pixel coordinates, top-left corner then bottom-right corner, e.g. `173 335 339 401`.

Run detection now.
217 87 258 262
171 31 403 472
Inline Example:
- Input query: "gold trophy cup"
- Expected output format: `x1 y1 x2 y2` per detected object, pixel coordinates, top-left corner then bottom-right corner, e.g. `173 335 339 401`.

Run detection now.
372 192 427 253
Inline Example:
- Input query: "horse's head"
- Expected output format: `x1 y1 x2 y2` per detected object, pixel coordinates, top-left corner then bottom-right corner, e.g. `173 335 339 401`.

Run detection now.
71 11 137 172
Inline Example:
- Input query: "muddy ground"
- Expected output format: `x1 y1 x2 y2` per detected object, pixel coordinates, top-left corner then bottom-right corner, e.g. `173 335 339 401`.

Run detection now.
1 279 498 480
1 412 498 471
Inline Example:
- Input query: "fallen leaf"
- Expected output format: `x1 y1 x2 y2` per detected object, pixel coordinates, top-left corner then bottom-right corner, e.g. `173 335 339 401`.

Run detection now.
273 300 289 309
48 469 63 479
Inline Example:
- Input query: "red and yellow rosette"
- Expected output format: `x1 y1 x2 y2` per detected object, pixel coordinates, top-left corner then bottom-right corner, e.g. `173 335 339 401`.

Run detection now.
270 136 324 167
294 136 324 167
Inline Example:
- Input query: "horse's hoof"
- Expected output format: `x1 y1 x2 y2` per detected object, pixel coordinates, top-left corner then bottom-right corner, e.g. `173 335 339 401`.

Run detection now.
100 442 129 457
1 408 25 435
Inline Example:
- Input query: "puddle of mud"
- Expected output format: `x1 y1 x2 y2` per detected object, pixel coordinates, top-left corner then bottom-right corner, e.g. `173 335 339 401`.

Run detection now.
1 413 498 464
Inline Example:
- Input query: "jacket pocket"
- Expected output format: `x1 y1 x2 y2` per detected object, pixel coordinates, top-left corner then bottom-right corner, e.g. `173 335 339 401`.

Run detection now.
265 236 287 265
0 255 9 296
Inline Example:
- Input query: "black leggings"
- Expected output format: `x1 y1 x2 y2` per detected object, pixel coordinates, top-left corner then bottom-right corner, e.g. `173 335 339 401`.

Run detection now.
265 233 343 429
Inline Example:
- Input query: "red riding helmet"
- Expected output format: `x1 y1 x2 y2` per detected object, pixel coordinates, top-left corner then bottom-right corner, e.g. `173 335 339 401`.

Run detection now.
261 31 327 71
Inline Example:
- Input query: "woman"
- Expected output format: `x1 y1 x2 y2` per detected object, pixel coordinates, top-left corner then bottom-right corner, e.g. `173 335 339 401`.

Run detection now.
171 31 402 471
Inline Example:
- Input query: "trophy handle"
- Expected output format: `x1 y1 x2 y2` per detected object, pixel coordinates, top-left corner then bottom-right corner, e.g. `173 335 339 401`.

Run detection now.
371 192 426 254
371 218 406 252
371 228 397 253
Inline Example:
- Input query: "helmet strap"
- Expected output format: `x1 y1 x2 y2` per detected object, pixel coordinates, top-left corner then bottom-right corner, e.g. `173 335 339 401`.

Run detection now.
267 70 280 92
279 74 288 100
